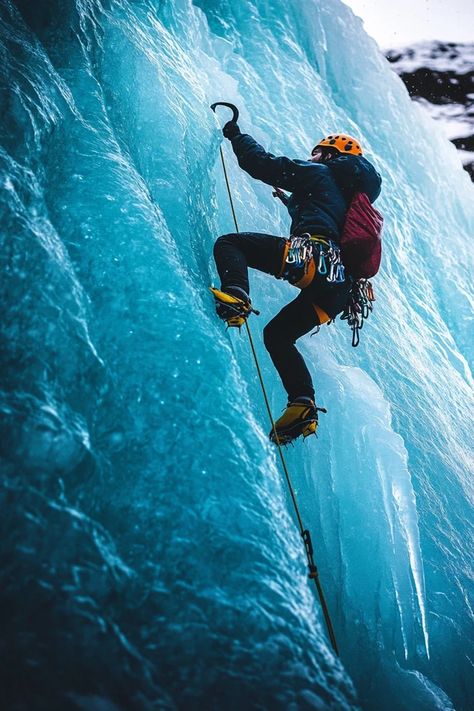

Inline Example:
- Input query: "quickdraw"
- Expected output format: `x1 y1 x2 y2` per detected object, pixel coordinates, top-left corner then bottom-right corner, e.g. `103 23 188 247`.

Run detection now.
340 278 376 347
312 237 345 284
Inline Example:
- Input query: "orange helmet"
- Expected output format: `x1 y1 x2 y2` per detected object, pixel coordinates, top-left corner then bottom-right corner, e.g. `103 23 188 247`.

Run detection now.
316 133 363 156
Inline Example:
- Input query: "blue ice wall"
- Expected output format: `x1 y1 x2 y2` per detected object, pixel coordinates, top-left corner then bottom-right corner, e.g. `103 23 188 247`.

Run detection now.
0 1 473 710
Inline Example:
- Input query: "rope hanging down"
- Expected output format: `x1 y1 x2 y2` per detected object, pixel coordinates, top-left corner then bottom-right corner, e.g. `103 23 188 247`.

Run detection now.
211 104 339 656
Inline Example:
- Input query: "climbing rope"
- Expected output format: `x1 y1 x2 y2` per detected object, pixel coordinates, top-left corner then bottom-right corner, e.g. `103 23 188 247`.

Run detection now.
213 124 339 656
218 145 240 234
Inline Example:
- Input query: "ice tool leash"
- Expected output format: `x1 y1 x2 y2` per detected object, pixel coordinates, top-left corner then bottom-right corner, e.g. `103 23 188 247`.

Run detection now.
210 102 339 656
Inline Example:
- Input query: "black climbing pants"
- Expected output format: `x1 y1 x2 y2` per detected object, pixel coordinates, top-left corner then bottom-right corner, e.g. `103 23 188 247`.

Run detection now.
214 232 352 402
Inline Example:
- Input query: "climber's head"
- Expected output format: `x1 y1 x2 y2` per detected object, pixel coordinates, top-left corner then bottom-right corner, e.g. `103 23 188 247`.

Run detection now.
310 133 363 163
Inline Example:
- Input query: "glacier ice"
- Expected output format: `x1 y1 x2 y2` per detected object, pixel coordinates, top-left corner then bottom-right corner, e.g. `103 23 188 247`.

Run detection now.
0 1 473 710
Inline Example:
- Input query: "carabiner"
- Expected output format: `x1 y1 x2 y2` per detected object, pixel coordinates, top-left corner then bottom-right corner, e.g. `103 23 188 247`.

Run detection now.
318 247 327 275
336 263 345 282
327 261 336 282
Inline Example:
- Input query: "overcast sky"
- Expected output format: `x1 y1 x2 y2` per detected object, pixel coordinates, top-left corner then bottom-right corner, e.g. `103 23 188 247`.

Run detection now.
342 0 473 48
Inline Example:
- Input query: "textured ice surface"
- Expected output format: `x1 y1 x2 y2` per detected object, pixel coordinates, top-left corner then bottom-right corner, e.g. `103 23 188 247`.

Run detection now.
1 1 473 710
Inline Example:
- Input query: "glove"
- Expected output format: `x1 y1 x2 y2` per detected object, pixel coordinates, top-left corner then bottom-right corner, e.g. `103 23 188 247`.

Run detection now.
222 121 241 140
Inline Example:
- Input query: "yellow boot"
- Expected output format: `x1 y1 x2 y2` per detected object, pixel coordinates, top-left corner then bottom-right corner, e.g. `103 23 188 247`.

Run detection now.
269 397 327 445
210 286 253 328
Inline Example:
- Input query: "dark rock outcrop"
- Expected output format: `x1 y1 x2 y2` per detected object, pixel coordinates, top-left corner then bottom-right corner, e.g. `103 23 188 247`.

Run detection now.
386 42 474 180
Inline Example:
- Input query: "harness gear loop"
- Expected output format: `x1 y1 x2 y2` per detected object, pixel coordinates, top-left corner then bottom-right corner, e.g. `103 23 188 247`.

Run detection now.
212 104 339 656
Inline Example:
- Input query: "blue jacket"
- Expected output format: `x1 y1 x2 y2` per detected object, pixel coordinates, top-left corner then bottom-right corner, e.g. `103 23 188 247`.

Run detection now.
230 133 382 241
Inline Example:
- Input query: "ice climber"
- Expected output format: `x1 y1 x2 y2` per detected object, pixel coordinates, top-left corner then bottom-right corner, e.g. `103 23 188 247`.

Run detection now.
212 118 382 445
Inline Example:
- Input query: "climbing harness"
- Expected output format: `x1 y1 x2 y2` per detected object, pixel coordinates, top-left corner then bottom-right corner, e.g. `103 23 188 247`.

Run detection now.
340 278 375 347
279 234 345 289
211 102 339 656
280 233 376 346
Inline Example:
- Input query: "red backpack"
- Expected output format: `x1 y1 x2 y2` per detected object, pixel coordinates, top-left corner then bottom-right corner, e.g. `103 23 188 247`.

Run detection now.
340 192 383 279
